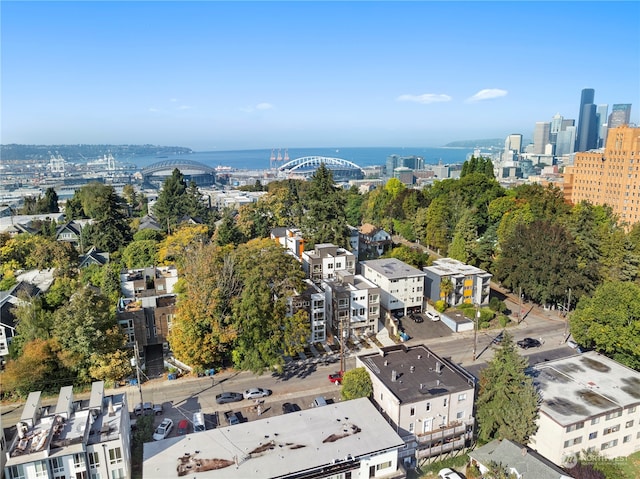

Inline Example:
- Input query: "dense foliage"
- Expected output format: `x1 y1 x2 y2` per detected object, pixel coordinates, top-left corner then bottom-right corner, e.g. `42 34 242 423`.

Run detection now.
476 331 539 444
340 367 373 400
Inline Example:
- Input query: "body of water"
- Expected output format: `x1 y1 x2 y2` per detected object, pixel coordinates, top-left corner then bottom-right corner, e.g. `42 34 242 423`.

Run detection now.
127 146 479 170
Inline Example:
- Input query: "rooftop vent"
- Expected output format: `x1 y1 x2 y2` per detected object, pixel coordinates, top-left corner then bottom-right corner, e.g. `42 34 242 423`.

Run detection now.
410 365 415 373
391 370 397 382
436 362 442 375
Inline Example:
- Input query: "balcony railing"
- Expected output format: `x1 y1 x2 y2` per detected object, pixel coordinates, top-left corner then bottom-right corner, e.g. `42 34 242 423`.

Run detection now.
416 423 468 445
416 437 466 459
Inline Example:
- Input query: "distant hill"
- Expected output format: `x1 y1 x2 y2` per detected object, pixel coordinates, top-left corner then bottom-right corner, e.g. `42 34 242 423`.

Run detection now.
444 139 505 148
0 144 193 162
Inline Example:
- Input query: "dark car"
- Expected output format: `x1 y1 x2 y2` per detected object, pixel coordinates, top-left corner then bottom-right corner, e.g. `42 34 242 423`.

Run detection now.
215 392 244 404
517 337 542 349
282 402 301 414
492 331 505 344
411 313 424 323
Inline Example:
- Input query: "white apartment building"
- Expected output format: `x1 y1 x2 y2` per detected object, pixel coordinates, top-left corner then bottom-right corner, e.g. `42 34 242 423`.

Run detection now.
288 279 327 343
357 345 476 467
529 352 640 466
423 258 491 306
302 243 356 284
360 258 426 317
143 397 406 479
4 382 131 479
323 270 381 339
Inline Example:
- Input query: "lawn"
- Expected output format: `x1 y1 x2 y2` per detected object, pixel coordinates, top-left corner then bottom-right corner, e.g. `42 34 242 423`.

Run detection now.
620 450 640 479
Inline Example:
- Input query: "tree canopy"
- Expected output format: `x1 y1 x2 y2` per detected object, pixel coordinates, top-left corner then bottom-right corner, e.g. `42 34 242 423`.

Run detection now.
340 367 373 400
476 331 539 444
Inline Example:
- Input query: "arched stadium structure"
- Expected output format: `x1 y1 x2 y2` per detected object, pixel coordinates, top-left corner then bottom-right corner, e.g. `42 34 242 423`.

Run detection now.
278 156 365 181
141 159 215 187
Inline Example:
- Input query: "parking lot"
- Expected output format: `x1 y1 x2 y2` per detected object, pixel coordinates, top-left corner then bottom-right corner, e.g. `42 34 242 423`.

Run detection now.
397 311 454 342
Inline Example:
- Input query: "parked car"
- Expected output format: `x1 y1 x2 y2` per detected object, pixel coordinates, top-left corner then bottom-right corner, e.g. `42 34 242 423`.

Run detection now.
134 402 154 416
282 402 300 414
312 396 328 408
176 419 189 436
192 411 206 432
243 388 271 400
410 313 424 323
328 371 343 385
215 392 244 404
425 311 440 321
517 337 542 349
152 404 163 415
492 330 505 344
152 418 173 441
224 411 241 425
438 468 464 479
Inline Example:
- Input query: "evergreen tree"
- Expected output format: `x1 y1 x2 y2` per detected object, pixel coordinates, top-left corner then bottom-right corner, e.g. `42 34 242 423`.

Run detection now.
153 169 188 232
476 330 539 444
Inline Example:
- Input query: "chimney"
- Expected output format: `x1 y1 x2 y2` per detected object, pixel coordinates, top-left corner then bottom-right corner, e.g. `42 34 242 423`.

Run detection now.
391 370 397 382
384 360 388 366
436 361 442 375
410 365 415 373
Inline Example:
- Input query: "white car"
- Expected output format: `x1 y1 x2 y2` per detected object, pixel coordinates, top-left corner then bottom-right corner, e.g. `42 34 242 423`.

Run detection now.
243 388 271 400
438 468 463 479
425 311 440 321
152 418 173 441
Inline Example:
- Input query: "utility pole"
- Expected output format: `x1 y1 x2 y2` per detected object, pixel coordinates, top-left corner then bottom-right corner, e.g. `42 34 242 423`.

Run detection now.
563 288 572 340
339 312 346 374
133 341 144 407
518 286 523 324
472 304 479 361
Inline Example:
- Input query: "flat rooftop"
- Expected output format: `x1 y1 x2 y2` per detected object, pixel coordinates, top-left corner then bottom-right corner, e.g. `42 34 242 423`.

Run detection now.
533 351 640 426
359 345 475 403
142 398 403 479
361 258 425 279
424 258 491 278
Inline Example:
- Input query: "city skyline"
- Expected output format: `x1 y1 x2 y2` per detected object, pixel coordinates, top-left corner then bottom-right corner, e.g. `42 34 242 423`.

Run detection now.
1 1 639 151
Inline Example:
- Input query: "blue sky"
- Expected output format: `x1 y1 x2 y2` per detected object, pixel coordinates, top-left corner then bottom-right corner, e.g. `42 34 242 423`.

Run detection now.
2 1 639 150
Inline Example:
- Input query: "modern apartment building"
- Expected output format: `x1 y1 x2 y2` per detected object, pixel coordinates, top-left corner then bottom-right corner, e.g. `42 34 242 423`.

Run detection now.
288 279 327 343
423 258 491 306
323 270 381 338
143 397 406 479
302 243 356 284
360 258 426 317
4 382 131 479
563 125 640 226
357 344 476 466
528 352 640 466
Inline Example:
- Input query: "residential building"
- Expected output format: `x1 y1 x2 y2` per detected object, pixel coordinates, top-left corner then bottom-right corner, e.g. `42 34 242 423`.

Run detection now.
360 258 426 317
4 381 131 479
528 351 640 466
469 439 572 479
563 125 640 226
576 88 598 152
302 243 356 284
78 246 110 268
608 103 632 129
423 258 491 306
347 225 360 258
358 223 392 259
142 397 406 479
288 279 327 343
0 213 65 236
357 344 476 466
270 227 305 260
323 270 381 339
117 266 178 362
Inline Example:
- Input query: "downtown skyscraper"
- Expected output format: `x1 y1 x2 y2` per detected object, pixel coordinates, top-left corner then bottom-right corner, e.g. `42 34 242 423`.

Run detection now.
576 88 599 152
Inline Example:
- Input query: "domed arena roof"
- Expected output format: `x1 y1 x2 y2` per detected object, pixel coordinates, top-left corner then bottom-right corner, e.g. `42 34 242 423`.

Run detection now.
141 159 215 187
279 156 364 181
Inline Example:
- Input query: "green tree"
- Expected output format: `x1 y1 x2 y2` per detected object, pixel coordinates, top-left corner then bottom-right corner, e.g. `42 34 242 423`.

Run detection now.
89 349 133 385
384 245 431 269
153 169 188 232
340 367 373 400
345 186 364 226
476 330 539 444
214 208 245 246
36 187 60 213
301 164 348 247
10 296 53 357
494 220 585 305
570 281 640 370
448 209 479 263
122 240 158 269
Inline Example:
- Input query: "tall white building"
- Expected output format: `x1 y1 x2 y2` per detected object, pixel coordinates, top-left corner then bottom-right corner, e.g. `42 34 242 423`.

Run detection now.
360 258 426 317
529 352 640 467
533 122 551 155
4 382 131 479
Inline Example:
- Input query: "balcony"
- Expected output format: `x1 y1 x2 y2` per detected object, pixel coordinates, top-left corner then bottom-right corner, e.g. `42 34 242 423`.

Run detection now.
416 437 467 459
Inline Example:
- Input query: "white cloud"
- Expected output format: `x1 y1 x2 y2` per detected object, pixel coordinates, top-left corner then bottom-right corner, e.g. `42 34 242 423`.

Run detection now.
177 105 192 110
256 102 274 110
397 93 452 104
466 88 508 102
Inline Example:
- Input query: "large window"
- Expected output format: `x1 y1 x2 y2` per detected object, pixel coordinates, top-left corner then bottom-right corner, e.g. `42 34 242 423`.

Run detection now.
34 461 47 478
7 465 25 479
109 447 123 465
603 425 620 435
74 453 86 469
88 451 100 469
51 457 65 474
376 461 392 471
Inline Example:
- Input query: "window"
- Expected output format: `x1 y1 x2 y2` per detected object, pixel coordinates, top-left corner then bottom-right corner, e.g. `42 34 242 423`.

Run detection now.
606 410 622 420
601 439 618 450
335 262 342 269
628 406 637 414
443 398 448 407
603 425 620 435
456 411 465 420
376 461 392 471
425 402 431 411
76 473 88 479
110 469 125 479
34 461 47 478
623 435 632 444
566 422 584 432
564 437 583 448
409 422 414 433
410 407 415 416
458 393 467 401
7 465 25 479
91 472 101 479
51 457 65 474
589 431 598 440
591 417 600 425
74 453 86 469
88 451 100 469
109 447 123 465
626 420 634 428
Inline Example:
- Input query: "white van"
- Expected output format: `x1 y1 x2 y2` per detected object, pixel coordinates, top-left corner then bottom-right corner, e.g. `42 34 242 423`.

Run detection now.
312 396 327 408
193 411 205 432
